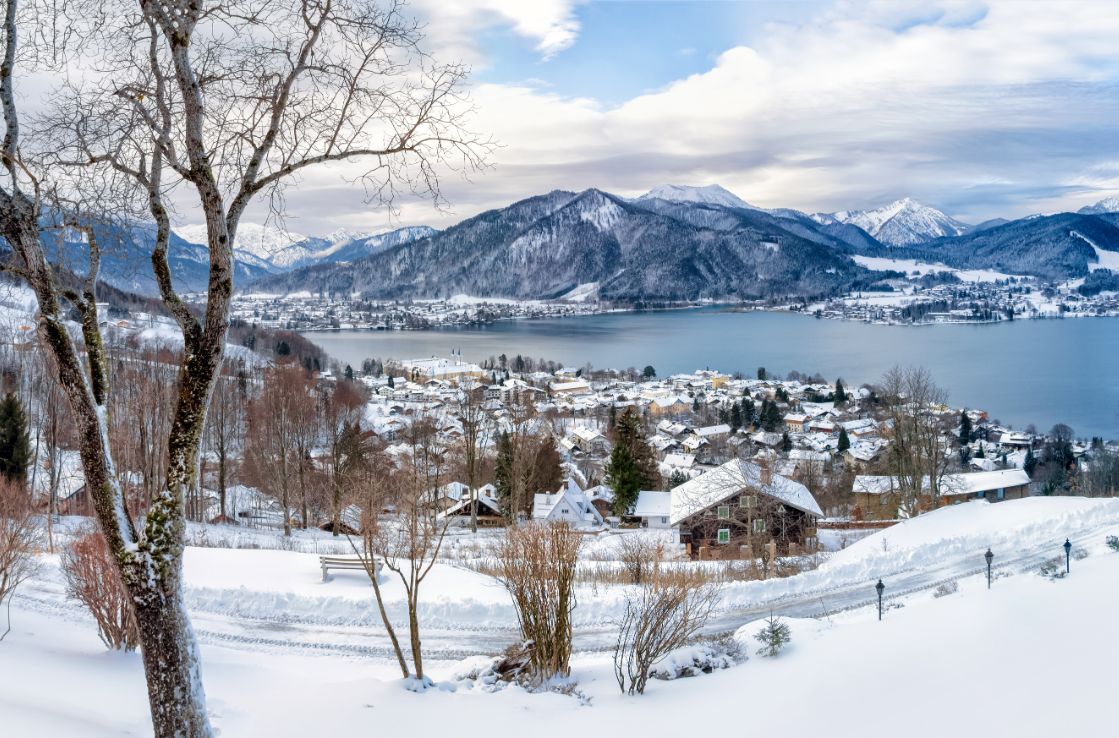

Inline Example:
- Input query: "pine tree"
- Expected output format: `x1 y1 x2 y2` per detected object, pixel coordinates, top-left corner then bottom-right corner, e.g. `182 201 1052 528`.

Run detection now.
494 431 515 519
974 445 985 459
780 432 792 453
606 407 658 515
729 402 742 431
642 365 656 378
0 393 31 486
837 427 850 453
387 374 395 388
740 397 755 428
344 364 354 381
667 469 688 489
834 378 847 404
1024 447 1038 476
754 615 791 658
757 366 767 380
959 410 972 446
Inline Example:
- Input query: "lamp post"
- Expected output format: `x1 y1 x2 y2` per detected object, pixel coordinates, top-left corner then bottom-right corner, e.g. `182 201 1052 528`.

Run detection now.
1064 538 1072 574
985 548 994 589
875 579 885 621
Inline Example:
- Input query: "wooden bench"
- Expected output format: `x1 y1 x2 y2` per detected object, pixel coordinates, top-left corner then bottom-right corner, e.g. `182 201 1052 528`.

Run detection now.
319 555 383 582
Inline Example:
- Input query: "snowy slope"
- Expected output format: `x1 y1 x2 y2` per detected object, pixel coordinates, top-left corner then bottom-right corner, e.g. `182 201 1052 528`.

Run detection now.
822 197 971 246
637 183 758 210
176 222 310 265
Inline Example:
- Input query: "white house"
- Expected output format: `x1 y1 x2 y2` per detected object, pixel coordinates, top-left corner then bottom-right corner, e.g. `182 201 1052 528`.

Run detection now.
532 479 605 527
632 490 672 529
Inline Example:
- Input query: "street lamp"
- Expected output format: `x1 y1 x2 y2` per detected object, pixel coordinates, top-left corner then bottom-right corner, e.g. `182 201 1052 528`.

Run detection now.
1064 538 1072 574
875 579 885 621
985 548 994 589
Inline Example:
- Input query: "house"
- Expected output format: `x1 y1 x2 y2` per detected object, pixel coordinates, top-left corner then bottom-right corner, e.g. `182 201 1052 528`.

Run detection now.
550 379 592 398
670 459 823 558
632 490 672 529
438 488 504 527
852 469 1031 520
397 357 486 384
532 479 605 527
569 426 611 456
784 413 809 433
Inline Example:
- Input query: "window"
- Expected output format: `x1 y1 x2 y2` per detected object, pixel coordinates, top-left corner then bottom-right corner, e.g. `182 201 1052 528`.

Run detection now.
753 519 766 534
997 487 1005 501
739 495 756 508
717 528 730 544
880 494 890 506
717 505 730 519
661 517 668 524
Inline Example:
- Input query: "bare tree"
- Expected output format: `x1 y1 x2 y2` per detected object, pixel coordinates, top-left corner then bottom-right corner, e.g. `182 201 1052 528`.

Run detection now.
613 567 719 695
880 366 953 516
319 378 368 534
204 360 247 522
2 2 486 729
495 521 582 685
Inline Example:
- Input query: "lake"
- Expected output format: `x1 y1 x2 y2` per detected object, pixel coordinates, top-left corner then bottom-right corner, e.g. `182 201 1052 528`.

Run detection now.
304 309 1119 439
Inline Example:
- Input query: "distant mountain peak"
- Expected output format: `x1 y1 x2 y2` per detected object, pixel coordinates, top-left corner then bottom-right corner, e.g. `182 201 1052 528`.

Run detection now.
1078 197 1119 215
825 198 970 246
638 184 757 210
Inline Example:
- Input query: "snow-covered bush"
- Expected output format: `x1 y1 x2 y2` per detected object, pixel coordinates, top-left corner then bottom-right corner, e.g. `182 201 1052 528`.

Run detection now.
1107 535 1119 552
754 615 791 658
649 636 745 681
933 580 959 598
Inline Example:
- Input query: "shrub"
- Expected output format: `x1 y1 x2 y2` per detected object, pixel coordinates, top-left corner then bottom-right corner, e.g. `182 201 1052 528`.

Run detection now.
61 531 140 651
1107 535 1119 552
933 580 959 598
0 483 40 640
613 567 719 695
649 635 745 681
495 522 582 686
617 535 664 584
754 615 791 658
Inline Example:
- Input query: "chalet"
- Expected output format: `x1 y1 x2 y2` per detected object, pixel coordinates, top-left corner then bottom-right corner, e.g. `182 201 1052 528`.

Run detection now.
532 479 605 527
852 469 1032 520
670 459 823 559
694 424 731 442
550 379 593 398
438 486 504 527
840 418 880 439
569 426 611 456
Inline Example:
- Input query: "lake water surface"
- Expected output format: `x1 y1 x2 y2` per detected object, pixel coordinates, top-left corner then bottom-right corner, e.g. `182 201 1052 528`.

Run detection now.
305 309 1119 438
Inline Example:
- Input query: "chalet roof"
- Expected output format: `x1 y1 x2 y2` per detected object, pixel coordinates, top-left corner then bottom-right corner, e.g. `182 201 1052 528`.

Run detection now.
670 458 823 525
633 490 671 519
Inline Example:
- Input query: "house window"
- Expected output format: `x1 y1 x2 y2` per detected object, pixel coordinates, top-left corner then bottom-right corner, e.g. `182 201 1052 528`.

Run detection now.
739 495 756 508
717 528 730 544
997 487 1005 501
717 505 730 519
753 519 766 534
560 507 569 514
661 517 667 524
880 494 890 506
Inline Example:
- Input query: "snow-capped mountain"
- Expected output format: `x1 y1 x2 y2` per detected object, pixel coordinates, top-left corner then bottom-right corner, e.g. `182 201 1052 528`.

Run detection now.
173 222 436 273
818 198 971 246
637 184 759 210
1078 197 1119 215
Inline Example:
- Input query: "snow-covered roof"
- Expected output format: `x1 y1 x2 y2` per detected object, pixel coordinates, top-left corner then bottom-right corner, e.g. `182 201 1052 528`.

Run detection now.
854 469 1031 496
670 458 823 525
633 491 671 519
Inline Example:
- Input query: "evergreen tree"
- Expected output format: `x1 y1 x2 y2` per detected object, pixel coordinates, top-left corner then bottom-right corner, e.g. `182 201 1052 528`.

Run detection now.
740 397 756 428
729 402 742 431
344 364 354 381
757 367 767 380
780 432 792 453
692 395 700 412
494 431 515 519
642 365 656 378
1024 447 1038 476
606 407 659 516
974 445 985 459
387 375 395 388
834 378 847 404
762 401 783 433
0 393 31 486
837 427 850 453
667 469 688 489
959 410 972 446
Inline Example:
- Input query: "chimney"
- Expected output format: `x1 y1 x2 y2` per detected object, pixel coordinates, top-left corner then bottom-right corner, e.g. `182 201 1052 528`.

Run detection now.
760 461 773 486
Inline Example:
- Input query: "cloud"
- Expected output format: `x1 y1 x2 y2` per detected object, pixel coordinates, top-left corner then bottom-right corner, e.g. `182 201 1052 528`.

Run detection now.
412 0 581 64
237 0 1119 232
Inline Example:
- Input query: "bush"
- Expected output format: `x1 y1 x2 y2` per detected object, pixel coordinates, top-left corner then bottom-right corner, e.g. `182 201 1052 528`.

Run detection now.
933 580 959 598
0 483 40 640
754 615 791 658
495 522 582 686
61 531 140 651
1107 535 1119 552
649 635 744 681
613 567 719 695
617 535 665 585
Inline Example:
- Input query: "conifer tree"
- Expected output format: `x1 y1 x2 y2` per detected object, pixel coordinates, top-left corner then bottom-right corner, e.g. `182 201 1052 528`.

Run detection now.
780 432 793 453
959 410 972 446
729 403 742 431
1024 447 1038 476
606 407 659 515
494 431 516 519
0 393 31 486
834 378 847 404
837 427 851 453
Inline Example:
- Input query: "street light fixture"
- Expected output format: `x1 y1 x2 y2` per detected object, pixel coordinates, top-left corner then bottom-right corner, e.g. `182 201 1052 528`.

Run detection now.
985 548 994 589
1064 538 1072 574
875 579 885 621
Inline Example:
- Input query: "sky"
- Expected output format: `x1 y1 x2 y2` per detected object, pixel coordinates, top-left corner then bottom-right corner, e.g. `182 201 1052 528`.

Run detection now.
227 0 1119 235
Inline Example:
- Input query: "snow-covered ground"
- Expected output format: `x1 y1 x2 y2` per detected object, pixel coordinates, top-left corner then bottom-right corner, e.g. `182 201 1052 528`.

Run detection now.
851 255 1021 283
4 497 1119 736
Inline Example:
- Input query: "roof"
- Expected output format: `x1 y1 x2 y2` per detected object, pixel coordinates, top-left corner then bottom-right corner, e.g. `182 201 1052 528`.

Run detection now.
854 469 1031 496
670 458 823 525
633 491 671 519
695 424 731 437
